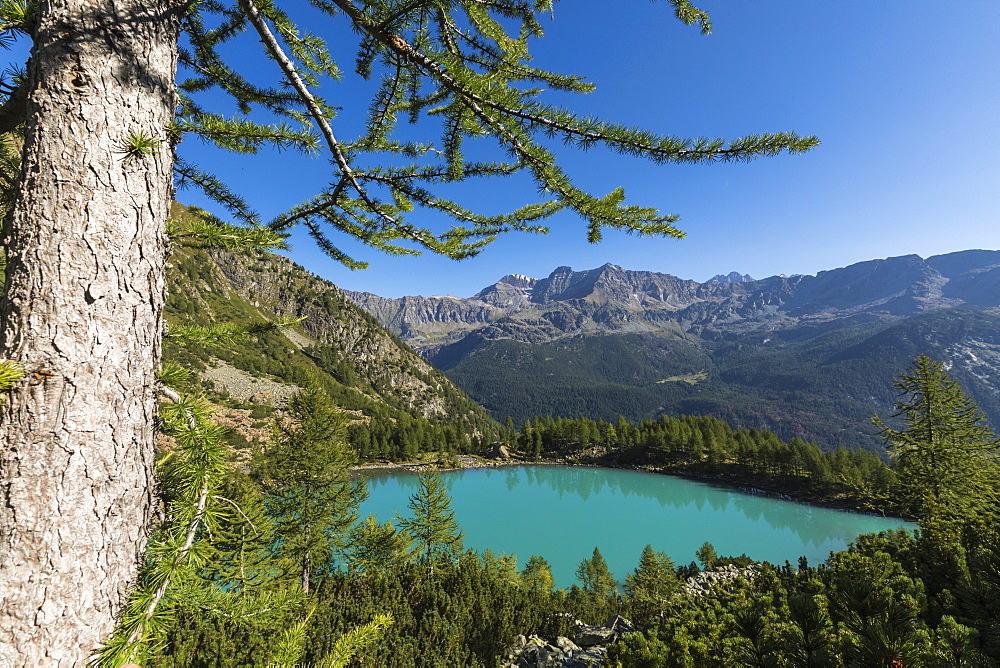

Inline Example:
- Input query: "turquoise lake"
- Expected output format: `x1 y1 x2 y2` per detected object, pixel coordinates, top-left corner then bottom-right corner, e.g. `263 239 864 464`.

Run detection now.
357 465 915 588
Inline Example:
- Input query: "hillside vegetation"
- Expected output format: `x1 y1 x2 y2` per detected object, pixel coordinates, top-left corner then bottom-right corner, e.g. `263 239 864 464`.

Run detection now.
348 254 1000 451
164 205 499 457
125 211 1000 667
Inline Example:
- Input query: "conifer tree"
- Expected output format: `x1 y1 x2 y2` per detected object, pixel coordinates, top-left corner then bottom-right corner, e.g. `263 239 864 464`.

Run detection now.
625 544 679 621
826 550 925 667
200 471 281 596
397 472 464 572
576 546 618 597
874 355 1000 519
0 0 818 660
959 536 1000 660
784 592 836 666
695 541 718 570
481 549 521 586
258 385 368 594
521 555 555 594
346 514 414 573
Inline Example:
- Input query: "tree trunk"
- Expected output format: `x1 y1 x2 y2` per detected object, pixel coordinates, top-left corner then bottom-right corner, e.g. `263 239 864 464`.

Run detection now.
0 1 181 664
302 549 311 595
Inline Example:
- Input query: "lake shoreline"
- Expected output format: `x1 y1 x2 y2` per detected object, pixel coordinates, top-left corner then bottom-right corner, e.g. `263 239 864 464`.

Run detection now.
355 462 916 587
352 455 912 521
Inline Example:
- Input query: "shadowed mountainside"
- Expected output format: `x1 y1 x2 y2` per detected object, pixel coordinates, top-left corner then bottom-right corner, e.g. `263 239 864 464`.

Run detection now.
346 251 1000 450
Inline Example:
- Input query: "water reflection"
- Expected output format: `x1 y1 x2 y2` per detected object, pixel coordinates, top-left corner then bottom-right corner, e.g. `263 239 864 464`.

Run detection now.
361 465 910 547
357 465 914 587
504 467 519 492
498 466 903 547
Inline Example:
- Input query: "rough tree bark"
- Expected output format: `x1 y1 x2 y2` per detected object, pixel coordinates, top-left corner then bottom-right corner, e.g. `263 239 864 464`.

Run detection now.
0 1 182 664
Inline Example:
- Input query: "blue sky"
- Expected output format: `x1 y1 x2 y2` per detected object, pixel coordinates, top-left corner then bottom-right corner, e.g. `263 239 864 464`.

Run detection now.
123 2 1000 296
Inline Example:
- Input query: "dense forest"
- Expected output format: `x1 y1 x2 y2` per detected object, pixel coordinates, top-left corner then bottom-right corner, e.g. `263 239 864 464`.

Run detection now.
506 413 896 514
96 351 1000 666
441 307 1000 454
149 525 1000 666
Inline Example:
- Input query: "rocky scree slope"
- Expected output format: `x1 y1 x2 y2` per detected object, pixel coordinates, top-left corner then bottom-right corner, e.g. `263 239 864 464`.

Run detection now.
164 238 496 439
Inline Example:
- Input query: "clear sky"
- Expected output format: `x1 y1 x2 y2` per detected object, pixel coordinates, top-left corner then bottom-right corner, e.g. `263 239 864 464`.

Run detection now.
174 1 1000 297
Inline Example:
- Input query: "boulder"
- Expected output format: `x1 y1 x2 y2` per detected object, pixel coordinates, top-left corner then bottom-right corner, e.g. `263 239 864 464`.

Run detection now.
574 624 616 647
555 636 581 652
605 615 634 635
567 646 607 667
485 442 513 460
504 617 626 666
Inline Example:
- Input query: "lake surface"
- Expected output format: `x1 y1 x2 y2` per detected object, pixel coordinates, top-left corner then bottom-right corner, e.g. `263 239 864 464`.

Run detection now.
357 465 915 588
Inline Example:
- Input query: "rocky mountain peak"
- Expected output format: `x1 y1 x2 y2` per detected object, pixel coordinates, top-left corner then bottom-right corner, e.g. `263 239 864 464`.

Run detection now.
473 273 538 308
345 250 1000 363
592 263 626 284
528 263 688 306
496 273 539 289
336 248 1000 453
530 266 591 303
708 271 755 284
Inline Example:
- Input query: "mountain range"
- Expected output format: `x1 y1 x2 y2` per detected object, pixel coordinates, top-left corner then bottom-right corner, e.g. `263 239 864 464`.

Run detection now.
345 250 1000 451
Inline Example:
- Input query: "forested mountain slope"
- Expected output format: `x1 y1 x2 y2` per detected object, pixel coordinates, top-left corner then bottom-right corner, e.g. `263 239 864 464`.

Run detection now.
346 251 1000 450
164 207 498 447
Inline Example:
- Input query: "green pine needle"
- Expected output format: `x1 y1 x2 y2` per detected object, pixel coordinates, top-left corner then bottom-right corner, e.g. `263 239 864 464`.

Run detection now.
0 359 24 403
165 318 306 346
123 129 162 158
172 0 816 268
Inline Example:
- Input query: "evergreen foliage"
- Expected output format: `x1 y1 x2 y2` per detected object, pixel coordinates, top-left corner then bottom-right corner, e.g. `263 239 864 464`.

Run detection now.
510 412 898 512
0 131 22 392
167 203 287 252
256 385 368 594
0 359 23 403
521 555 555 594
576 547 618 598
960 536 1000 659
695 542 718 571
624 545 680 622
169 0 817 268
143 509 1000 666
346 514 414 574
100 389 235 664
874 354 1000 519
396 472 464 572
